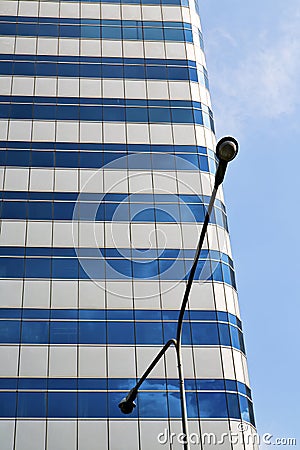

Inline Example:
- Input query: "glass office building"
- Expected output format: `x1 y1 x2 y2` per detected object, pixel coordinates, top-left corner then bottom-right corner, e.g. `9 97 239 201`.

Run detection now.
0 0 256 449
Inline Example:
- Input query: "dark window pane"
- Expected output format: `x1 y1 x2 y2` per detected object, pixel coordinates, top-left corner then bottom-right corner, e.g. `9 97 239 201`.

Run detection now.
198 392 228 418
0 320 20 343
50 322 78 344
79 322 106 344
135 322 163 344
21 321 48 344
0 393 16 417
17 392 46 417
78 392 107 418
107 322 134 344
48 392 77 418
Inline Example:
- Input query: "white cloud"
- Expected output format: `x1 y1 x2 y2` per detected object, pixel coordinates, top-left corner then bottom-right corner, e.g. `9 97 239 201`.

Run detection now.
204 5 300 136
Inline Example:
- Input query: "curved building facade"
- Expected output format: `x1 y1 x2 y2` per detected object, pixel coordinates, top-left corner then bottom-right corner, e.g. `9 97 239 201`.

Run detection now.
0 0 257 449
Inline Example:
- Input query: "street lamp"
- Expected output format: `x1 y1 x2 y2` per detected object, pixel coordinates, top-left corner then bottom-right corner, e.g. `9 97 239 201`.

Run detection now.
118 137 239 450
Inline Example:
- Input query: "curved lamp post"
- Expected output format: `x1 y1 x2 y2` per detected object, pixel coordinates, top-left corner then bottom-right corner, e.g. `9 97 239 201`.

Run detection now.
118 137 239 449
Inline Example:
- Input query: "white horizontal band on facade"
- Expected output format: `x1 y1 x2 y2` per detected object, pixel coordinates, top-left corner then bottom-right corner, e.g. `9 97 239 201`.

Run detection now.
0 120 216 148
0 76 212 108
0 344 248 384
0 278 239 315
0 220 232 254
2 166 216 193
0 36 206 67
0 420 257 450
0 1 201 30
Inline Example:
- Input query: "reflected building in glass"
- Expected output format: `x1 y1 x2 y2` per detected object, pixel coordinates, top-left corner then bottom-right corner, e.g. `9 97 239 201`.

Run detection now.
0 0 256 448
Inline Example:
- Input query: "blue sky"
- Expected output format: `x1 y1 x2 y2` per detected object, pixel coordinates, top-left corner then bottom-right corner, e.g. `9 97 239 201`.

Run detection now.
200 0 300 445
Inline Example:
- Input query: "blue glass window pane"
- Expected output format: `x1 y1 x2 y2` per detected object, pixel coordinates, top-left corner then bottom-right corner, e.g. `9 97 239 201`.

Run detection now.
148 107 171 122
2 201 27 219
48 379 77 390
60 25 80 38
5 150 30 166
79 322 106 344
181 322 192 345
18 379 44 389
27 202 52 220
230 326 242 351
78 379 107 390
31 151 54 167
33 105 55 120
162 321 176 341
123 27 141 40
0 320 20 343
78 393 107 418
160 258 185 281
52 258 78 279
144 28 164 40
80 64 100 77
132 260 159 279
168 391 181 417
38 23 59 37
131 206 155 222
81 26 101 39
50 322 78 344
18 24 38 36
237 382 247 395
135 322 163 344
126 107 148 122
21 321 48 344
36 62 57 76
80 152 103 168
17 392 46 417
146 66 167 79
184 29 193 42
56 151 78 168
25 258 51 278
0 61 13 75
225 380 237 391
164 28 184 41
0 393 16 417
139 392 168 418
171 108 194 123
124 65 145 79
102 27 122 39
197 379 225 390
107 322 134 344
227 393 240 419
191 323 219 345
184 203 205 221
168 66 189 80
218 323 231 346
239 395 251 423
57 63 79 77
0 257 24 277
48 392 77 418
103 106 125 121
198 392 228 418
56 105 79 121
151 153 176 170
211 262 223 282
199 156 209 172
186 392 199 418
107 378 134 390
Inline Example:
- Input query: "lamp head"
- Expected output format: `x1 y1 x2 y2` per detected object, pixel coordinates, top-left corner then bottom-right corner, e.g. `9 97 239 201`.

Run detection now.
216 136 239 163
118 397 136 414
